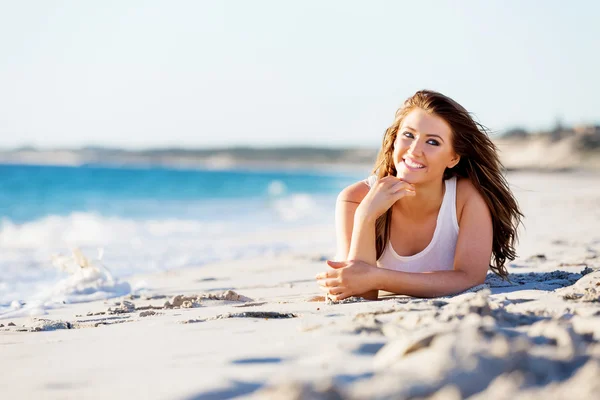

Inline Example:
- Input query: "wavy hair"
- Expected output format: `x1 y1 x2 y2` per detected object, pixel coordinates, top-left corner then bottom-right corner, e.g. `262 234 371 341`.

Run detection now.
373 90 523 278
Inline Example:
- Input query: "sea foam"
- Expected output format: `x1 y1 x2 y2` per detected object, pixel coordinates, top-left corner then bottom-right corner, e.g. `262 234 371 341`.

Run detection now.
1 248 130 319
0 200 335 317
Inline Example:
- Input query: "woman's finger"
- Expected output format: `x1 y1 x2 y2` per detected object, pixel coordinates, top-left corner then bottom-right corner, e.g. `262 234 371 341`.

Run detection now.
318 279 340 289
315 271 333 280
397 188 416 197
391 186 416 200
390 181 415 193
329 292 350 301
328 287 345 295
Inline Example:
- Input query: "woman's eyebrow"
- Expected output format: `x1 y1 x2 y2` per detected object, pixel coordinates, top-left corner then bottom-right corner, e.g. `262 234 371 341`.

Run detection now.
403 126 446 143
426 134 445 143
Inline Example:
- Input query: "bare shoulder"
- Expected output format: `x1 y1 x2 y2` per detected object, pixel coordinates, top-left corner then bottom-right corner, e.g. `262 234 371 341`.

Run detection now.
337 180 371 205
456 177 490 222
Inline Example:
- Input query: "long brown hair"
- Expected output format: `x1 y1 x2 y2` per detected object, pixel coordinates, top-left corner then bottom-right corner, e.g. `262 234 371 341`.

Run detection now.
373 90 523 278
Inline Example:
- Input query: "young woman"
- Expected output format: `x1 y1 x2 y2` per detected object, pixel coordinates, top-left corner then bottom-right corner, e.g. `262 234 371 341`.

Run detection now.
316 90 523 300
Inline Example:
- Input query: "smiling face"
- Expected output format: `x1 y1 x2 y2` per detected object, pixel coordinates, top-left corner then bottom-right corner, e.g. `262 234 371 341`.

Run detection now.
393 108 460 184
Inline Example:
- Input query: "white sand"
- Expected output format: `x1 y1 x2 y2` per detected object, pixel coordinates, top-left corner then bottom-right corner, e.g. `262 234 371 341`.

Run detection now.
1 171 600 400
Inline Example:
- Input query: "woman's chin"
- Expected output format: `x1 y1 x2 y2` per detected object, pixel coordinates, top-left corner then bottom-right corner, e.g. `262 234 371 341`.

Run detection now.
396 170 414 183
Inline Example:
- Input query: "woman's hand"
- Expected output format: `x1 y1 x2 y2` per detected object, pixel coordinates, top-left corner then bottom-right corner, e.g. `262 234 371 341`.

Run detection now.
315 260 380 301
356 176 415 222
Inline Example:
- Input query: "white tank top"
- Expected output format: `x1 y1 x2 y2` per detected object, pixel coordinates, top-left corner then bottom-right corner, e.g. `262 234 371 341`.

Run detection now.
364 175 459 273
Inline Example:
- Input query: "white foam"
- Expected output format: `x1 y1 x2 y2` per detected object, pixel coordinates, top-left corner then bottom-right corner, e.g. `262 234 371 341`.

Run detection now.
1 248 131 319
272 194 318 222
0 195 336 316
267 180 287 197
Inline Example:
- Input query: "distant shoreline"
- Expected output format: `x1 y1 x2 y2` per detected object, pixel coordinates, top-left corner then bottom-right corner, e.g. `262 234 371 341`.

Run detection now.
0 156 375 176
2 129 600 173
0 146 378 174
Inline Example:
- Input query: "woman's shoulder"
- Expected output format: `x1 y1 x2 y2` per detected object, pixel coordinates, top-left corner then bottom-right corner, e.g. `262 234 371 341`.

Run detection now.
455 176 479 196
455 176 490 222
337 177 372 204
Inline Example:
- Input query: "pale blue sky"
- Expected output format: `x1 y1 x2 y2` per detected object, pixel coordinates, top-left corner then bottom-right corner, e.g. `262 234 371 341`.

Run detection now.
1 1 598 149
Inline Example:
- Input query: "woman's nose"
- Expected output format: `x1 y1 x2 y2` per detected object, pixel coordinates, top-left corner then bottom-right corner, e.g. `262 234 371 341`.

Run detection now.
409 139 424 155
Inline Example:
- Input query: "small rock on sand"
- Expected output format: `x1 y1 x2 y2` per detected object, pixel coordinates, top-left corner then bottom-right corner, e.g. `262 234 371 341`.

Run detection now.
29 320 73 332
165 295 201 309
139 310 156 317
108 300 135 314
163 290 252 309
201 290 253 302
184 311 298 324
326 295 367 304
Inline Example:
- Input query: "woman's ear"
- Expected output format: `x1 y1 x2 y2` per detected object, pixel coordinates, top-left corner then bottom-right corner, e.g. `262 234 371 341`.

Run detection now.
448 154 460 169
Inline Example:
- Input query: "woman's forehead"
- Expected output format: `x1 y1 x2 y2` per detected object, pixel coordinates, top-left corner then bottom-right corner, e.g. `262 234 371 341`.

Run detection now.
401 108 452 138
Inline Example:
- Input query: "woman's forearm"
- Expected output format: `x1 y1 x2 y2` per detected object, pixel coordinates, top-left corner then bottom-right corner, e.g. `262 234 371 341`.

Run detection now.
346 213 482 298
347 213 379 299
374 268 483 298
347 212 377 265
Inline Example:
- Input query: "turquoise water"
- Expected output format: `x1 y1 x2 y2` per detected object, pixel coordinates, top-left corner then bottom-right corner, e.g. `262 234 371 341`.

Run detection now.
0 163 363 315
0 164 360 223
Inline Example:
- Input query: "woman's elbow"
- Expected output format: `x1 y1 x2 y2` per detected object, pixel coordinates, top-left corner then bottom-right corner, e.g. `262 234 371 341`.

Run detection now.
465 269 487 290
453 268 487 295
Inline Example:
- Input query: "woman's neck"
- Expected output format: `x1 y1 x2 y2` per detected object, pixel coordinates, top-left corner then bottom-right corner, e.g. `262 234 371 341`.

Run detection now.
393 178 445 220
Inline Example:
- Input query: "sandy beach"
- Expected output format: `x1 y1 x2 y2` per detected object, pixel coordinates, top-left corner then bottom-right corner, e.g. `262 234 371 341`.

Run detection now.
2 170 600 400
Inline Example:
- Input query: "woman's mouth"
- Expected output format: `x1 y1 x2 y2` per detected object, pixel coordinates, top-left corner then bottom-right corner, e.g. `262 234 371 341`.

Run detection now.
403 158 425 170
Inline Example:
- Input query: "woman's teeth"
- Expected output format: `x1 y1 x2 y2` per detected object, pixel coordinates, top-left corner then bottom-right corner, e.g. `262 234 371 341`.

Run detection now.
404 159 425 169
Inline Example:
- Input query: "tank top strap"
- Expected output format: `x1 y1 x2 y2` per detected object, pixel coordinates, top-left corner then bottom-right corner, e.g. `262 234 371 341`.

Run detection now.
364 175 458 233
444 176 459 232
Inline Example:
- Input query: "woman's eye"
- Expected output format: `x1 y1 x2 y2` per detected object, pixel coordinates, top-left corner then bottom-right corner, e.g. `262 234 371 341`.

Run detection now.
401 132 439 146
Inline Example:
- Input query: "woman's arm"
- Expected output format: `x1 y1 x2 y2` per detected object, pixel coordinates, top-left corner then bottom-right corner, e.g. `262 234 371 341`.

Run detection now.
334 181 370 261
333 181 379 299
323 177 415 300
322 179 492 299
347 180 493 298
373 269 481 298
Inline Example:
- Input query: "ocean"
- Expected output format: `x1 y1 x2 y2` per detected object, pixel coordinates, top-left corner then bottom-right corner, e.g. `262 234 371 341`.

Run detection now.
0 163 364 317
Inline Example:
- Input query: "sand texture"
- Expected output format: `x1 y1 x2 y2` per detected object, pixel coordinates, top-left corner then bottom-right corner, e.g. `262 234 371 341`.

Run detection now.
1 171 600 400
